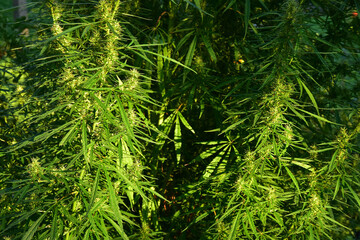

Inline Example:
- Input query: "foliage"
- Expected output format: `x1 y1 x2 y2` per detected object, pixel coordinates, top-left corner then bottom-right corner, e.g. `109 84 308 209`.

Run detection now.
1 0 360 239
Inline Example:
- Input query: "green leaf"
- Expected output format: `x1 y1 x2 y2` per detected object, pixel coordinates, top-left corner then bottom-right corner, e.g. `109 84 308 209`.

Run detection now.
201 35 217 62
116 97 135 140
36 24 85 55
178 111 195 134
109 166 148 203
221 118 246 134
91 93 123 130
333 177 341 200
177 30 195 51
308 225 314 240
22 211 48 240
189 144 223 165
297 78 319 115
82 119 88 161
50 208 58 240
102 212 129 240
81 25 92 38
323 215 351 230
290 160 314 172
244 0 251 39
88 168 101 212
297 108 338 125
28 104 67 125
0 208 40 236
174 115 182 165
105 170 127 239
243 219 252 239
59 204 79 225
158 111 177 138
194 0 203 19
329 149 338 173
81 71 101 88
228 210 241 240
246 208 257 236
183 35 198 81
203 146 229 179
346 182 360 208
129 48 196 73
224 0 237 13
183 0 213 17
119 137 133 168
98 215 110 240
286 103 308 125
59 121 79 146
284 166 301 195
185 36 197 67
40 124 76 144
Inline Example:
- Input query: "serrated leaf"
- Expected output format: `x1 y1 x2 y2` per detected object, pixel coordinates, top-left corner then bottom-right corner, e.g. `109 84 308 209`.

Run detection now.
102 212 129 240
284 166 301 195
81 25 92 38
346 182 360 208
183 0 213 17
59 204 79 225
109 166 148 203
33 120 76 143
185 36 197 67
91 93 121 128
203 146 229 179
59 121 79 146
228 210 241 240
82 119 88 161
178 111 195 134
194 0 203 19
105 170 125 233
177 30 195 51
244 0 250 39
297 78 319 115
1 208 40 236
131 48 196 73
98 215 110 240
36 24 85 55
183 36 197 81
174 115 182 165
88 168 100 213
189 144 223 165
323 215 351 230
223 0 237 13
246 209 257 236
22 211 48 240
333 177 341 200
201 34 217 62
50 209 58 240
297 108 337 125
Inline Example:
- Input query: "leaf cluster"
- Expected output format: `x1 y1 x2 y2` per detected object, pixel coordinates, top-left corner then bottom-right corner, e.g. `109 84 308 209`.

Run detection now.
1 0 360 239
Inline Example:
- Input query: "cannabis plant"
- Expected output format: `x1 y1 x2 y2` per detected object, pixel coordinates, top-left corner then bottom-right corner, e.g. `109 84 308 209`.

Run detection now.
2 0 162 239
1 0 360 239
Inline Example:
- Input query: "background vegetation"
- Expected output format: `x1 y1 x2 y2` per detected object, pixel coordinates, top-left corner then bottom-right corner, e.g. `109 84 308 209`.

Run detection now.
1 0 360 239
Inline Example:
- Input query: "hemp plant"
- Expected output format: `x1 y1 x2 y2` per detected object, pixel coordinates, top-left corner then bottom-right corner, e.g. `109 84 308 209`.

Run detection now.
1 0 162 239
1 0 360 239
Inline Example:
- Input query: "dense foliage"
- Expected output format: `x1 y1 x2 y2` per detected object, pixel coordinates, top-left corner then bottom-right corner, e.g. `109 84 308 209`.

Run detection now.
1 0 360 239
